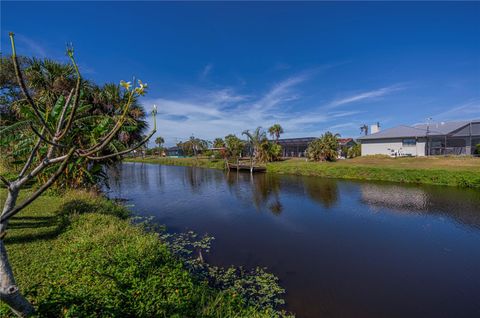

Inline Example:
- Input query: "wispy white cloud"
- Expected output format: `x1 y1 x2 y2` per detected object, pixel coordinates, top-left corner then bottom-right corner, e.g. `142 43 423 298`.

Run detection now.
15 34 48 58
327 84 405 108
142 72 400 146
200 63 213 80
433 99 480 121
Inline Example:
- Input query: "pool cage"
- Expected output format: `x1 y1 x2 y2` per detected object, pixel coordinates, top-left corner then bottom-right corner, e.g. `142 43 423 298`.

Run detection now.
277 137 316 157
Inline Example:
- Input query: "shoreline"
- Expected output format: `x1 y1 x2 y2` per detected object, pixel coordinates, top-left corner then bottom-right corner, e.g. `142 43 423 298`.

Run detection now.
125 156 480 189
0 189 291 317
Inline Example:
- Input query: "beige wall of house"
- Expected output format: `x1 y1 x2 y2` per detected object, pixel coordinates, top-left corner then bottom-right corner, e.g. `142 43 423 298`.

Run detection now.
361 138 427 157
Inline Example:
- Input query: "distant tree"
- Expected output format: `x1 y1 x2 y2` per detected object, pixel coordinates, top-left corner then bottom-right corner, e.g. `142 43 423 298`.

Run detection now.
306 132 340 162
360 124 368 136
242 127 268 160
213 137 225 148
268 124 284 143
177 137 208 157
224 134 245 159
155 136 164 147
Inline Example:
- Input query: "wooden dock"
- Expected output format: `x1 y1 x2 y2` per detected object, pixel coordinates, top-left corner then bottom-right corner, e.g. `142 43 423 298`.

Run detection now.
227 163 266 173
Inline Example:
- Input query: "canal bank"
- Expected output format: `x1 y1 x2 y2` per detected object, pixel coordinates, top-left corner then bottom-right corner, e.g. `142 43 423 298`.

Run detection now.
125 156 480 188
0 189 291 317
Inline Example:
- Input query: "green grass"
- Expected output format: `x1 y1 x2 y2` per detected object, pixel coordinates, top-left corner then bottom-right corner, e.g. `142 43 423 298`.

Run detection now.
127 156 480 188
267 157 480 188
0 190 290 317
125 156 226 170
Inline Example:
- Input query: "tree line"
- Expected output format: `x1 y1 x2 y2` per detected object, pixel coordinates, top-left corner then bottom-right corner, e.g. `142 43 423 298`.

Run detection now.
150 124 360 163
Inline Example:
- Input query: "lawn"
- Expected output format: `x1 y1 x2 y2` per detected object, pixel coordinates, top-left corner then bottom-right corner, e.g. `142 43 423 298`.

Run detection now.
267 156 480 188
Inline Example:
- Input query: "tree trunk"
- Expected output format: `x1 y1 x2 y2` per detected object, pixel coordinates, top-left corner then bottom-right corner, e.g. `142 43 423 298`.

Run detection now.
0 240 35 317
0 187 35 317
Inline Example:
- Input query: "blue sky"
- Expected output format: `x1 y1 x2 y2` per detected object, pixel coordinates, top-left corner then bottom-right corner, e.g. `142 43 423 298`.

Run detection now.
2 1 480 146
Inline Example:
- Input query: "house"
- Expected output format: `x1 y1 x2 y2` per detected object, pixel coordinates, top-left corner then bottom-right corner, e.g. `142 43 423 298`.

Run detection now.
357 120 480 157
277 137 357 158
338 138 356 148
166 146 184 157
277 137 315 157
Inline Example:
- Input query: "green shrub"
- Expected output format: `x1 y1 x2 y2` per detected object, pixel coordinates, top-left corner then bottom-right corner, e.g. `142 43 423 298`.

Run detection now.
475 143 480 155
347 144 361 158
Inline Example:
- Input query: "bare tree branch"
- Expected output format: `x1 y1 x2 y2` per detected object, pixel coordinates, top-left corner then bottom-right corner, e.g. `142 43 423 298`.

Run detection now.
16 151 71 187
18 137 42 178
9 33 53 137
55 88 74 135
86 129 156 161
0 176 10 188
1 148 75 223
29 124 67 148
56 52 81 141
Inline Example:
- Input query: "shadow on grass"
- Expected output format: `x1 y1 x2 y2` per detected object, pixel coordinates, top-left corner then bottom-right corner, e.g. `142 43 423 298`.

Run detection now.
5 198 129 245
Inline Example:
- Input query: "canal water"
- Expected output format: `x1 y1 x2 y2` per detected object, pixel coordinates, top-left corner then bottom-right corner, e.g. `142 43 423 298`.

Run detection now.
106 162 480 318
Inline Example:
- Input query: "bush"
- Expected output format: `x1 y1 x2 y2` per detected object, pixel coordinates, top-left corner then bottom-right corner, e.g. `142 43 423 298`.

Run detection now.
306 132 339 162
347 144 361 158
475 143 480 155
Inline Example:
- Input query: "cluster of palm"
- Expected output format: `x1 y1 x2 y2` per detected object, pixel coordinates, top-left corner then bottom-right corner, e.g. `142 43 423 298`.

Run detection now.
0 56 147 188
177 136 209 157
242 126 282 163
306 132 340 162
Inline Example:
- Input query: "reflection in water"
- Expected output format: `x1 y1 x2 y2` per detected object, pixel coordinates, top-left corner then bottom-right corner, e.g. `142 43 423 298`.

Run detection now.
106 163 480 318
361 183 480 229
225 172 284 215
303 178 338 208
361 184 429 211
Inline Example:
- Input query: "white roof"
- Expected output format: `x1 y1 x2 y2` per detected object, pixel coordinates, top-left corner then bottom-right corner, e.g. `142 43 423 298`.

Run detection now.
357 120 476 140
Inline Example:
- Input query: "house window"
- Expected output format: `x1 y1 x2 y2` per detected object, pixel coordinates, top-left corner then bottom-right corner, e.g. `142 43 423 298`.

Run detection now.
402 138 416 146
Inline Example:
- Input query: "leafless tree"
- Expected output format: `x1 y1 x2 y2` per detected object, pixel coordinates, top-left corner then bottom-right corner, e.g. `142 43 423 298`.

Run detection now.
0 33 156 317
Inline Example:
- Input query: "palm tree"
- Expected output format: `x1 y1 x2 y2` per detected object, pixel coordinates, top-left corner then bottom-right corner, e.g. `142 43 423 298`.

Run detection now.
155 136 165 147
242 127 268 161
213 137 225 148
360 124 368 136
306 131 340 162
268 124 284 143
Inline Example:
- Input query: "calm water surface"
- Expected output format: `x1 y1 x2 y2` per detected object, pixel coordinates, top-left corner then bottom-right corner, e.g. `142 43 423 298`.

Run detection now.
107 162 480 318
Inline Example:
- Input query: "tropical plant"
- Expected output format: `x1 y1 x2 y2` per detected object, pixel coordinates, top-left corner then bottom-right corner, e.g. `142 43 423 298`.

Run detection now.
224 134 245 159
268 124 284 143
213 137 225 148
177 137 209 157
260 141 282 162
360 124 368 136
0 33 156 317
1 55 147 188
155 136 164 147
242 127 268 160
347 144 361 158
306 131 340 162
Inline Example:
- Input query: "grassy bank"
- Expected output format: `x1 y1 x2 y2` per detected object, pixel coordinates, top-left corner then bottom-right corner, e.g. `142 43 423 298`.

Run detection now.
268 157 480 188
125 156 226 170
127 156 480 188
0 190 290 317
